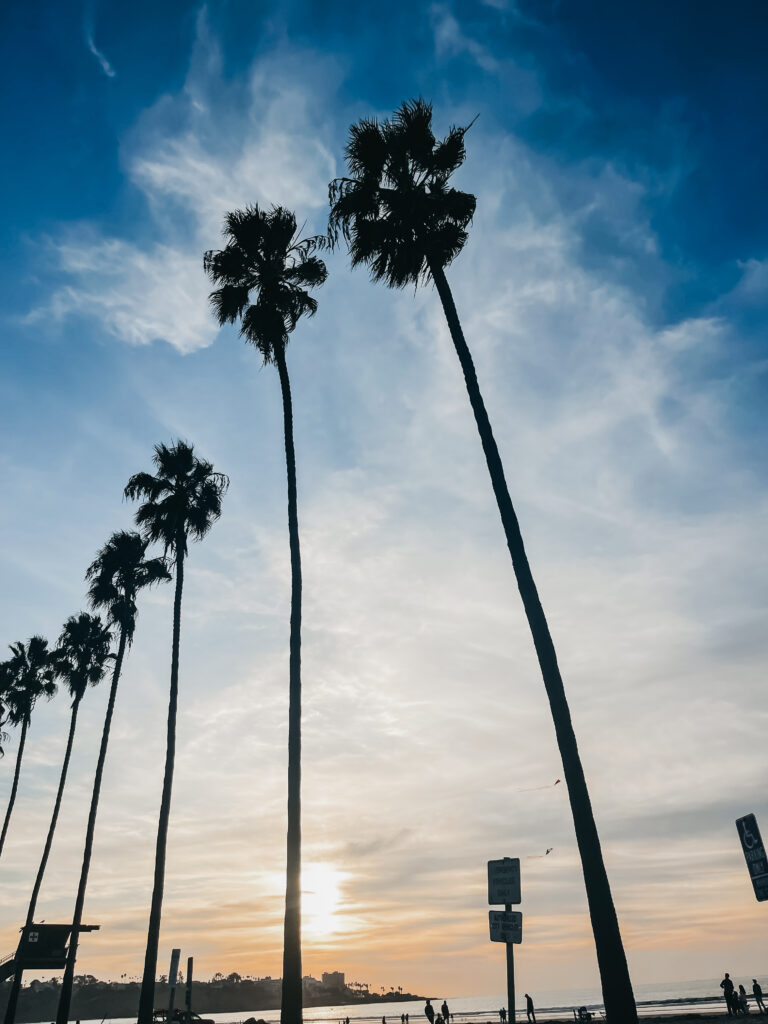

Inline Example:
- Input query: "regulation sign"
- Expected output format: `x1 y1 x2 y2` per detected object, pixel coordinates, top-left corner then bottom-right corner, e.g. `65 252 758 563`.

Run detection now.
489 910 522 944
736 814 768 902
488 857 521 905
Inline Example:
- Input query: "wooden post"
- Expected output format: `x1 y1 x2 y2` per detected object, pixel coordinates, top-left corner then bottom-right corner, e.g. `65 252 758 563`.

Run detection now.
184 957 193 1024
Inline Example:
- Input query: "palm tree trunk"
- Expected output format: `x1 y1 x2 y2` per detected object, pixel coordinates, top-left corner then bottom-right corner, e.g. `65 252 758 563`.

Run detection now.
275 345 303 1024
56 627 128 1024
0 715 29 859
4 700 81 1024
428 258 637 1024
137 537 185 1024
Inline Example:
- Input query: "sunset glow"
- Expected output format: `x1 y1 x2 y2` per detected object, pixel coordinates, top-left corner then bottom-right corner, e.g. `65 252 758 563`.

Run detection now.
1 0 767 1005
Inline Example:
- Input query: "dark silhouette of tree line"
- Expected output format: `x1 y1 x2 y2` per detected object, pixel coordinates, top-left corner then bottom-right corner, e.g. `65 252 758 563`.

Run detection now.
0 98 637 1024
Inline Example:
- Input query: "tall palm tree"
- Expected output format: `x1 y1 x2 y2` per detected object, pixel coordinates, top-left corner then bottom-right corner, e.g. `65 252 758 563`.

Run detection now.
328 98 637 1023
0 637 57 859
56 533 170 1024
3 615 111 1024
125 441 228 1024
204 206 327 1024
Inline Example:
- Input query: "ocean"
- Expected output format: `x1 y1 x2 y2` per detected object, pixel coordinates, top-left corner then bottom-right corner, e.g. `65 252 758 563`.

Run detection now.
92 977 761 1024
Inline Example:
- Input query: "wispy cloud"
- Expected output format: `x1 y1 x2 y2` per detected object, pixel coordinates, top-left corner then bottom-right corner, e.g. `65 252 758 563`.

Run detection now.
6 13 768 997
85 27 116 79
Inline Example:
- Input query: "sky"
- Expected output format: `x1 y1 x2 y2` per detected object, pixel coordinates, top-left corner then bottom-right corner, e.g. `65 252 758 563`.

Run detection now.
1 0 767 1004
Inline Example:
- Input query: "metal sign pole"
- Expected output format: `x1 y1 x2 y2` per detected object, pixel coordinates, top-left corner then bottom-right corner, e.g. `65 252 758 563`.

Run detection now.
505 903 515 1023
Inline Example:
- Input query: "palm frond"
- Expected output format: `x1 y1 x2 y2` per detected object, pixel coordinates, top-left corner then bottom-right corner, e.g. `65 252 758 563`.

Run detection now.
329 98 477 288
204 204 327 359
126 442 228 562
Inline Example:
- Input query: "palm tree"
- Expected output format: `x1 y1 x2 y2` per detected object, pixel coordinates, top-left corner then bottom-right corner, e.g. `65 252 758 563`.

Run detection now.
3 616 111 1024
56 533 170 1024
125 440 228 1024
204 206 327 1024
328 98 637 1023
0 637 57 859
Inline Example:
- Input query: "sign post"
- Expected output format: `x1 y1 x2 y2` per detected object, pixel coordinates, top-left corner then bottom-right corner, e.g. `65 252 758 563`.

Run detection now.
736 814 768 901
168 948 181 1021
488 859 521 1023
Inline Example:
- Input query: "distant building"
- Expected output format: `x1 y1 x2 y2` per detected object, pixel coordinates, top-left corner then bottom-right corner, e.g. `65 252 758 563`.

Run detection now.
322 972 345 990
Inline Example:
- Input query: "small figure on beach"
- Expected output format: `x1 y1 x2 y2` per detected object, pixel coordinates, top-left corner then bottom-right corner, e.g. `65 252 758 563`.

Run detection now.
722 974 736 1016
525 994 535 1023
441 1001 450 1023
425 1000 435 1024
499 1009 506 1023
738 985 749 1014
753 980 766 1014
402 1014 405 1022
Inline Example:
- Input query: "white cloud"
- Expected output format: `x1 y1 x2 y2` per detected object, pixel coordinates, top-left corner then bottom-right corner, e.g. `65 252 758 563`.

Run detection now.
6 19 768 998
85 29 116 79
33 37 338 354
29 238 211 352
430 4 499 72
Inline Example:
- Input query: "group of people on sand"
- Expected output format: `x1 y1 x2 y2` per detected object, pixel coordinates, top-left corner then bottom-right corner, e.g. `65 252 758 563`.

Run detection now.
423 996 536 1024
721 973 768 1016
423 998 452 1024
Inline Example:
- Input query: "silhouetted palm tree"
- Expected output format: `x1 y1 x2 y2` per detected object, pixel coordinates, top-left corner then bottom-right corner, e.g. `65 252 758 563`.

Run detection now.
0 638 57 859
56 533 170 1024
204 206 327 1024
328 98 637 1023
3 616 111 1024
125 441 228 1024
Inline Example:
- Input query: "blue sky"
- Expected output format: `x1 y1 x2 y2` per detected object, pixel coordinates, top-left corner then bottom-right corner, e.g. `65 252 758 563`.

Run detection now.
1 0 767 1002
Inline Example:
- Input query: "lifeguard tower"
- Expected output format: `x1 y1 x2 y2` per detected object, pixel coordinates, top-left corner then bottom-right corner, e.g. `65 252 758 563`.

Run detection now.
0 922 100 982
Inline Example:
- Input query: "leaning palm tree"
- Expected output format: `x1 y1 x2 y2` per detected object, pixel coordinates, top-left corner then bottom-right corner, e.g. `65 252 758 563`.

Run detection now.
125 441 228 1024
0 637 57 859
328 99 637 1023
0 639 57 855
56 533 170 1024
3 616 111 1024
204 206 327 1024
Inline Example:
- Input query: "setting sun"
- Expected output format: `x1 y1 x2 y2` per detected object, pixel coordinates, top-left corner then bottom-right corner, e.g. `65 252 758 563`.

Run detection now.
303 863 346 938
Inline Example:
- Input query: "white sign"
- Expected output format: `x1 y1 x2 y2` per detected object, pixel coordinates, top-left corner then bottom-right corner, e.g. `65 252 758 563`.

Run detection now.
489 910 522 944
169 949 181 989
488 857 521 905
736 814 768 902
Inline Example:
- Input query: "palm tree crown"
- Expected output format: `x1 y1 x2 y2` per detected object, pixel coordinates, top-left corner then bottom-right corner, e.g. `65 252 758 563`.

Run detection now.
327 97 476 287
203 204 328 362
53 615 113 704
3 637 57 725
124 441 229 556
86 531 171 642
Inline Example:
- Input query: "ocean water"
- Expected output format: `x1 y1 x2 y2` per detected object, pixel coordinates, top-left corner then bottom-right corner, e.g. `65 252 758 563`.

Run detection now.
89 977 760 1024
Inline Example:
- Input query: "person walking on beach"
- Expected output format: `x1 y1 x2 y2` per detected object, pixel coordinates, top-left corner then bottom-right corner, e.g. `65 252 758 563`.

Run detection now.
441 1000 450 1023
722 974 736 1016
753 980 766 1014
425 1000 435 1024
499 1010 506 1023
525 994 536 1023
